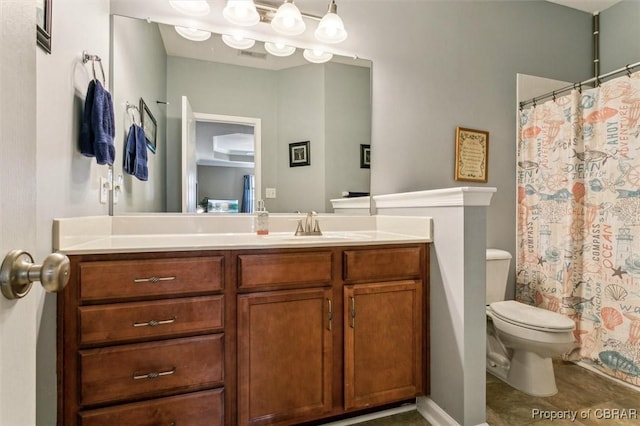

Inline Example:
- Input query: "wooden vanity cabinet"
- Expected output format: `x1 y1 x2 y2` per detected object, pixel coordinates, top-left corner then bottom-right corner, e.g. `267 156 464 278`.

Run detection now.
57 252 227 426
58 244 428 426
343 246 426 411
236 250 335 425
235 244 428 425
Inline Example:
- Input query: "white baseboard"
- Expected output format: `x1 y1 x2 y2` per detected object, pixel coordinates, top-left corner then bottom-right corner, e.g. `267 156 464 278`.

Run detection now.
416 397 489 426
320 403 416 425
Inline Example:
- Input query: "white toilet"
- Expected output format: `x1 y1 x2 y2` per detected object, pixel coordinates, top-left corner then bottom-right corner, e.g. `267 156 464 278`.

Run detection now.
486 249 575 397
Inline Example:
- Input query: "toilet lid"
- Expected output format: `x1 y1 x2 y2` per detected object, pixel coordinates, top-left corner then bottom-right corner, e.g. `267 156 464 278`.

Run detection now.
490 300 574 331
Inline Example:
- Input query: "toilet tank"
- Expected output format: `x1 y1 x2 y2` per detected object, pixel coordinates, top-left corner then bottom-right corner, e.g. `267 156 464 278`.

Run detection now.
486 249 512 305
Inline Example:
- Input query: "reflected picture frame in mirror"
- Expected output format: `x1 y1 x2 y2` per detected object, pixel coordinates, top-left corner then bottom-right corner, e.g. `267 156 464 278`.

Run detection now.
140 98 157 154
289 141 310 167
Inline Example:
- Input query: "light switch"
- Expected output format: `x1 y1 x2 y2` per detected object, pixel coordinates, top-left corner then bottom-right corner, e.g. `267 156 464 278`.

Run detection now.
265 188 277 198
99 177 109 204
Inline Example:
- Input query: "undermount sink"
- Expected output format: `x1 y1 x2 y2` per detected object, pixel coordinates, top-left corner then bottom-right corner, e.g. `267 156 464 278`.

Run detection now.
262 232 374 242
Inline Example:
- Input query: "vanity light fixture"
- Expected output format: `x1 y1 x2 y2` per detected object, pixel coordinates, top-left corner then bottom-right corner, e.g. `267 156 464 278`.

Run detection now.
315 0 347 43
264 42 296 57
270 1 306 36
215 0 349 62
303 48 333 64
168 0 210 17
223 0 260 26
222 34 256 50
174 26 211 42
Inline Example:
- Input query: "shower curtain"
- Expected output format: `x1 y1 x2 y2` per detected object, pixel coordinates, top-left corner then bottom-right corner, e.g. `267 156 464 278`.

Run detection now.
517 70 640 386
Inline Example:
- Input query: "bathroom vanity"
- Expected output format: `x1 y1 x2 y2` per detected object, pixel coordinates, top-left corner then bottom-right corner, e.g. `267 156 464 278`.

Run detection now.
54 215 431 425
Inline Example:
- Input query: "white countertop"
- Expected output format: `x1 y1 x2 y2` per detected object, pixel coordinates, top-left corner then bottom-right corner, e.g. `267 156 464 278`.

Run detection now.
53 214 432 255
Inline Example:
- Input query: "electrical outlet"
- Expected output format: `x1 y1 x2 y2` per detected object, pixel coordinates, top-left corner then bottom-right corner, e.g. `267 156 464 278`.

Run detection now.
265 187 277 198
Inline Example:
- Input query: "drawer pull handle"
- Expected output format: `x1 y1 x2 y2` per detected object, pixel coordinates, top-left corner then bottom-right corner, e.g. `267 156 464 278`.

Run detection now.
133 276 176 284
132 367 176 380
133 317 177 328
350 296 356 329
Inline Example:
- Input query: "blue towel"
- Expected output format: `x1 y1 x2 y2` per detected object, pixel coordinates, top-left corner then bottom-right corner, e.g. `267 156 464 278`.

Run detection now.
124 123 148 181
92 81 115 165
79 80 96 157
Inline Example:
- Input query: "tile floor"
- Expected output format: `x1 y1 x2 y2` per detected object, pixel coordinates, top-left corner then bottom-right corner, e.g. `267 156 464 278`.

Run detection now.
357 360 640 425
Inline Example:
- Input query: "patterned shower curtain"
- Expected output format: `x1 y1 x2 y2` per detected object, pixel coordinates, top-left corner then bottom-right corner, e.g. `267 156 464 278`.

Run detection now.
517 71 640 386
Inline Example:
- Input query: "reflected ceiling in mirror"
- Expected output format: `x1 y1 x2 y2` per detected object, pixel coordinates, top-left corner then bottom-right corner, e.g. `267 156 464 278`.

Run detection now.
111 12 371 215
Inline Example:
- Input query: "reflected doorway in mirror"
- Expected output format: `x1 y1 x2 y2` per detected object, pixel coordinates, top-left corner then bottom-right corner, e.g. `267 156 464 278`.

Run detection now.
289 141 310 167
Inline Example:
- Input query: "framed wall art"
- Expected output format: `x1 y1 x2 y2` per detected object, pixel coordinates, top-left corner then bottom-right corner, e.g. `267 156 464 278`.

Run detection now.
454 127 489 183
289 141 310 167
140 98 157 153
360 144 371 169
37 0 52 54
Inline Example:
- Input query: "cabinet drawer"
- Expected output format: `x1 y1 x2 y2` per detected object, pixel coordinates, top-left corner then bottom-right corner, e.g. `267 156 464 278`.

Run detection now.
238 252 332 289
343 246 423 283
79 257 223 302
79 296 223 346
79 389 224 426
79 335 224 407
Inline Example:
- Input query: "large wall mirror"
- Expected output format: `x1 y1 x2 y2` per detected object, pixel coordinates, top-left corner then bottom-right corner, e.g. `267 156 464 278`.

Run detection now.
111 12 372 215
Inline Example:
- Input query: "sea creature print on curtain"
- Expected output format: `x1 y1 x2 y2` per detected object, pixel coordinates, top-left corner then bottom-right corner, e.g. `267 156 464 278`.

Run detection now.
517 71 640 387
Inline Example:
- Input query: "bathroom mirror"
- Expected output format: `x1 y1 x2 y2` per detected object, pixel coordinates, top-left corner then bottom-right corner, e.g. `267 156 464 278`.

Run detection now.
110 12 371 214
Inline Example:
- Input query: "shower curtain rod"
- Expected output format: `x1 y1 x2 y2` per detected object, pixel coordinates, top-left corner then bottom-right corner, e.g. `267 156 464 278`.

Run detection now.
519 61 640 109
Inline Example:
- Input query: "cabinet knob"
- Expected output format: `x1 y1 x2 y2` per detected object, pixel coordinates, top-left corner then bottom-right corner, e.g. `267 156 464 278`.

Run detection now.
0 250 70 299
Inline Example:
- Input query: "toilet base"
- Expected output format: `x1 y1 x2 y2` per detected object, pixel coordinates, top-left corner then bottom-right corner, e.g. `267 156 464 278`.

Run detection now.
487 349 559 397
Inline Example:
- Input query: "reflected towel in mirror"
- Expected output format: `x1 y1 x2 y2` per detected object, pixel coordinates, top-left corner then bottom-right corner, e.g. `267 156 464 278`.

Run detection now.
124 124 148 181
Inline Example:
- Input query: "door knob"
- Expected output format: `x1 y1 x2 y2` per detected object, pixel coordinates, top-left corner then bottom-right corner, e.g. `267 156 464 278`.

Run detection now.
0 250 70 300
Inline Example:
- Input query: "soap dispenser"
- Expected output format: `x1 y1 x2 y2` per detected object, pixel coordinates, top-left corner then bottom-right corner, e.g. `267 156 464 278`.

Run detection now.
255 200 269 235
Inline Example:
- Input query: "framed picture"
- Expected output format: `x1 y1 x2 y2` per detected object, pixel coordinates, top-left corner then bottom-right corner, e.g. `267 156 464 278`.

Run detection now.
140 98 157 154
454 127 489 182
36 0 52 54
360 144 371 169
289 141 310 167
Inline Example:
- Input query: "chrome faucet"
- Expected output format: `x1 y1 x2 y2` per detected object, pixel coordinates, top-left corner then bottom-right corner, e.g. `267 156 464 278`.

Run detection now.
295 211 322 236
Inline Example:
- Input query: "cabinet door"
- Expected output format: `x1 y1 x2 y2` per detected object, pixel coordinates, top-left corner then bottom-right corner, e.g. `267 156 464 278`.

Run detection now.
344 281 423 410
238 288 333 425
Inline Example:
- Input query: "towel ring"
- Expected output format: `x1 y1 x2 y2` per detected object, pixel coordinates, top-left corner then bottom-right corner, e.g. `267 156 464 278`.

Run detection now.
82 51 106 86
126 102 141 126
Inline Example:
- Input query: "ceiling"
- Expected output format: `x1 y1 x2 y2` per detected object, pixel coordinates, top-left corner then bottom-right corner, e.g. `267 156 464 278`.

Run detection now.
546 0 622 13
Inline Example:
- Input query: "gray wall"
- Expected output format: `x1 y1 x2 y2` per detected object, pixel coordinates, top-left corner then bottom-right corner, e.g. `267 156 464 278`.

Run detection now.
276 64 326 213
349 0 594 299
112 15 167 213
325 62 372 211
600 1 640 73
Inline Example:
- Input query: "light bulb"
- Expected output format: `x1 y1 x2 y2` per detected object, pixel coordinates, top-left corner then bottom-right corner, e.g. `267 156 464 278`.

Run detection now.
169 0 210 17
315 11 347 43
174 26 211 42
222 34 256 50
222 0 260 26
271 2 306 36
264 42 296 57
303 48 333 64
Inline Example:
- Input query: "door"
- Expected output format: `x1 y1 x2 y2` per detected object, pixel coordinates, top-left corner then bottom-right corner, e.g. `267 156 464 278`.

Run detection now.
344 281 423 410
237 288 333 425
0 2 38 425
181 96 197 213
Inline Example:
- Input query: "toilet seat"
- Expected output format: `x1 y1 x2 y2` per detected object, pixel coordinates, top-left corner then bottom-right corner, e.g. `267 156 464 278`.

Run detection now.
489 300 574 332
